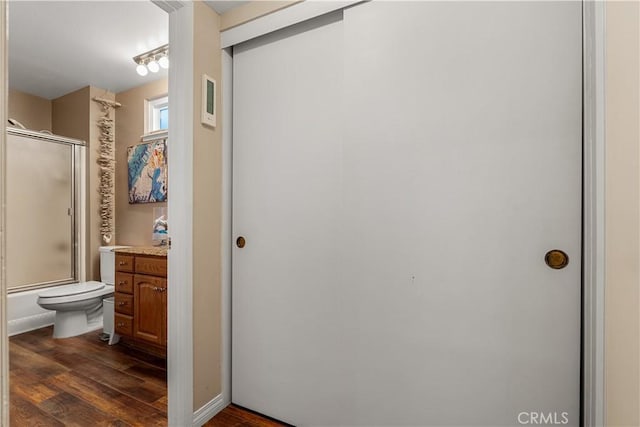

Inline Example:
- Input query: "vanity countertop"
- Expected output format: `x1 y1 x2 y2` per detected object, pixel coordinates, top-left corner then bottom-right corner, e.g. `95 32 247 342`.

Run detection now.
114 246 168 257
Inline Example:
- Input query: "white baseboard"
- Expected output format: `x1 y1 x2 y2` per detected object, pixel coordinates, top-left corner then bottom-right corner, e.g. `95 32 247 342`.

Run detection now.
8 312 55 336
192 393 226 426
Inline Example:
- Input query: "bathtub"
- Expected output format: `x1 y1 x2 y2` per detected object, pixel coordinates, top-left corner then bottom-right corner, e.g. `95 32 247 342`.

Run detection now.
8 286 57 336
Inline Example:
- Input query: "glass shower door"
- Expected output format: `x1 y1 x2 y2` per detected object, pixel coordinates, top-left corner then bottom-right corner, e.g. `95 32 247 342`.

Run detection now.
6 132 76 291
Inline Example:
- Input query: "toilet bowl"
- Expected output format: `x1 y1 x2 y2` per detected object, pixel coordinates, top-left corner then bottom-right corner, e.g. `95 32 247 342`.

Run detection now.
37 282 115 338
37 245 129 338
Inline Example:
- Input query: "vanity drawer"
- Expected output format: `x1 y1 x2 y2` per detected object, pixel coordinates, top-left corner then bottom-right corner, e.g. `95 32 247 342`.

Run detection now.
135 256 167 277
115 272 133 294
115 292 134 316
115 254 134 273
115 313 133 337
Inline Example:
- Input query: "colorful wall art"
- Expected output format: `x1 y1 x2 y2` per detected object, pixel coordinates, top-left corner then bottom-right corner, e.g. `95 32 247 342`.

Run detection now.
127 139 167 204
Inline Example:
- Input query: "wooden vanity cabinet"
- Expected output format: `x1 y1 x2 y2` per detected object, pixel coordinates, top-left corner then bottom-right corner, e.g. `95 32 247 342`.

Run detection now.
134 274 166 346
114 253 167 350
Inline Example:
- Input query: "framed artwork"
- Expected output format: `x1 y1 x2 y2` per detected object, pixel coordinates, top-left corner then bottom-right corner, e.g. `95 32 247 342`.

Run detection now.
128 139 168 204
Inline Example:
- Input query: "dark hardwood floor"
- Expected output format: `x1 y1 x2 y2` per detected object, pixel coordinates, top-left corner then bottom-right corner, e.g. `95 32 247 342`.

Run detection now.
9 327 286 426
10 326 168 426
203 405 287 427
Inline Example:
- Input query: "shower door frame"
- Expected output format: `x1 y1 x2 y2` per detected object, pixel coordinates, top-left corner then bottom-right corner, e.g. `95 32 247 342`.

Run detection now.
5 128 86 293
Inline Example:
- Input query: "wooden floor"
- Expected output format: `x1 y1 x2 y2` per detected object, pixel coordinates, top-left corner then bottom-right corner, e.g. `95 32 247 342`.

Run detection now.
9 327 285 426
10 326 168 426
203 405 287 427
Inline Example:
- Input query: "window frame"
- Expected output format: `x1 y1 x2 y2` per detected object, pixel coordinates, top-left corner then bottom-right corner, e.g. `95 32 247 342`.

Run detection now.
146 95 169 134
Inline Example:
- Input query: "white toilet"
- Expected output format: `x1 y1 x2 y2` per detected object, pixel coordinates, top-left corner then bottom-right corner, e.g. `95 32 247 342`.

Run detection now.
37 245 129 338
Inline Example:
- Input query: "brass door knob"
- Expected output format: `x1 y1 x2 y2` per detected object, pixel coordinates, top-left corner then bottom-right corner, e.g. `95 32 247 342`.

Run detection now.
236 236 246 248
545 249 569 269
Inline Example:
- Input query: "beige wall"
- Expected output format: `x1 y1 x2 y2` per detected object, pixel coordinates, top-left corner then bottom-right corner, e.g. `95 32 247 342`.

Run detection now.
115 79 168 246
8 89 52 132
604 1 640 426
193 1 223 410
52 86 114 280
220 0 300 31
52 87 90 140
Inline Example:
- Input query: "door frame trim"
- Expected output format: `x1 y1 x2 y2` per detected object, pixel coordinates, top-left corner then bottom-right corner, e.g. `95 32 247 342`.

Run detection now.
220 1 606 425
0 1 8 425
152 1 196 425
582 1 606 425
220 0 362 48
221 47 233 413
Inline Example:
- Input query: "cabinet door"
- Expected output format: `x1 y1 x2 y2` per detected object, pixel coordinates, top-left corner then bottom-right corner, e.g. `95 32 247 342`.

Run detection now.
133 274 167 346
135 256 167 276
115 273 133 294
115 292 134 316
115 313 133 337
115 255 134 273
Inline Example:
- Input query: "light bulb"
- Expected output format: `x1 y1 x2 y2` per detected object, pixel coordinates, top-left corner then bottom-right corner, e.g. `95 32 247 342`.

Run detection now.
147 59 160 73
158 55 169 69
136 63 148 76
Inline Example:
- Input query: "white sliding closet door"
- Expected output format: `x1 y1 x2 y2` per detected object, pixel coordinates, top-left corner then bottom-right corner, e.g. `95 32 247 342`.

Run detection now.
233 2 582 426
232 11 349 425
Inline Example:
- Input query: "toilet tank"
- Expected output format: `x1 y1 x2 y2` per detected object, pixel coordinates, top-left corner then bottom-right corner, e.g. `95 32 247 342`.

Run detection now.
99 246 130 285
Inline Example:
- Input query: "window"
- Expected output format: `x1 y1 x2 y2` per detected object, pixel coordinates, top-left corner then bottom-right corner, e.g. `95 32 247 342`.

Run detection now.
146 95 168 133
159 105 168 130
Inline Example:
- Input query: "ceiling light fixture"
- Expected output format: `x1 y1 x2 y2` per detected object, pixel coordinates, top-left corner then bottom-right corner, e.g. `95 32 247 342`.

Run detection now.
133 44 168 76
147 59 160 73
136 63 148 76
158 56 169 69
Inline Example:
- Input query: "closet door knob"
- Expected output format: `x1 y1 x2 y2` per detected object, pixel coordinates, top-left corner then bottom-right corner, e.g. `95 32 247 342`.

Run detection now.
545 249 569 270
236 236 246 248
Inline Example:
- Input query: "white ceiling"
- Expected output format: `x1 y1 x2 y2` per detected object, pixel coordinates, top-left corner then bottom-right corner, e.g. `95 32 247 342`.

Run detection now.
9 1 169 100
8 1 252 100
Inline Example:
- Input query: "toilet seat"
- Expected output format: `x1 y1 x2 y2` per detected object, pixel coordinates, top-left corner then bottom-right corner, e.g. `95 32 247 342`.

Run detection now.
38 281 105 298
37 281 113 306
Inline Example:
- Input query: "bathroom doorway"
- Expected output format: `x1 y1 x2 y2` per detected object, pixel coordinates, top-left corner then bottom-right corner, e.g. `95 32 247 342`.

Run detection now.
3 1 170 425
